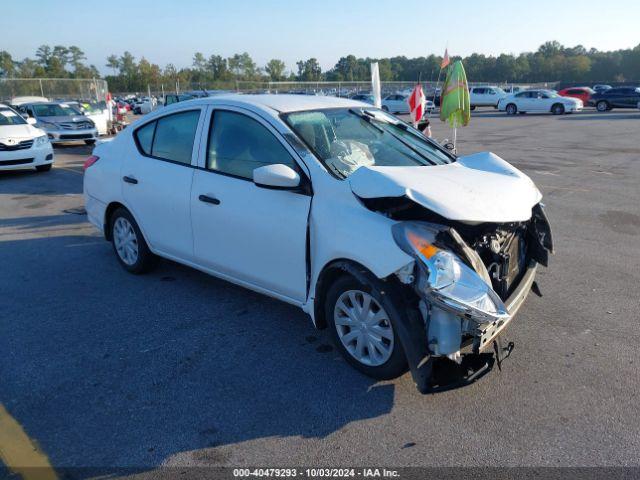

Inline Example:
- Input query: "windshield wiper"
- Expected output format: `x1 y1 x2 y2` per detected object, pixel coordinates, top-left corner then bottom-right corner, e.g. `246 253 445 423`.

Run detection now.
378 124 438 166
348 109 384 133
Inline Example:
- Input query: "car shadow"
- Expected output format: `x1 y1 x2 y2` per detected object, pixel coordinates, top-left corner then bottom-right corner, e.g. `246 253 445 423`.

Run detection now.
0 234 397 478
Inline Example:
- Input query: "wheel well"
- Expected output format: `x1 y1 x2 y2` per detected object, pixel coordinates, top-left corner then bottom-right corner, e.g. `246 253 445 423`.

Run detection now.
312 259 411 330
104 202 126 240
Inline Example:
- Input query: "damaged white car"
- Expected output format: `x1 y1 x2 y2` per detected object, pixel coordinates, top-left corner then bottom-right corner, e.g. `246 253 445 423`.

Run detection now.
83 95 553 392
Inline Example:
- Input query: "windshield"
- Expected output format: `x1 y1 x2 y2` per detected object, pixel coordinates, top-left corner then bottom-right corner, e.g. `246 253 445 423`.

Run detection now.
32 103 81 117
0 107 27 126
283 108 453 178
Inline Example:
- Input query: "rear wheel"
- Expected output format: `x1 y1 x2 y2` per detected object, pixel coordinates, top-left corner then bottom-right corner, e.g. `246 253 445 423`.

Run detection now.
381 105 389 112
109 208 156 274
35 164 52 172
596 100 609 112
551 103 565 115
506 103 517 115
326 274 408 380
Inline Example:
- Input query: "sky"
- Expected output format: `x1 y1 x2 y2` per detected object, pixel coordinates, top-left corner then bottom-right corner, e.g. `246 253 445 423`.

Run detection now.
3 0 639 74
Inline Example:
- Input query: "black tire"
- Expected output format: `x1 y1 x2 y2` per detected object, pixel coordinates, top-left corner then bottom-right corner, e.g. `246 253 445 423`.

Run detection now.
109 207 157 274
35 164 52 172
596 100 609 112
470 105 476 111
85 139 96 145
381 105 389 112
551 103 565 115
506 103 517 115
325 273 408 380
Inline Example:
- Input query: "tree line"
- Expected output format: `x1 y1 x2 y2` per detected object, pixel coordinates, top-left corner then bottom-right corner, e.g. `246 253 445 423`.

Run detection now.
1 41 639 92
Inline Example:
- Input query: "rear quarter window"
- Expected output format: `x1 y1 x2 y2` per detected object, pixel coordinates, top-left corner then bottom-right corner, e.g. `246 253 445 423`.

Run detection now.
135 121 156 155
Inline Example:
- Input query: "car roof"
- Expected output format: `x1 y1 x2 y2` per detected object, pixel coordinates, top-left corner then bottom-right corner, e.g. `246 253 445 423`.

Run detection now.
193 94 366 113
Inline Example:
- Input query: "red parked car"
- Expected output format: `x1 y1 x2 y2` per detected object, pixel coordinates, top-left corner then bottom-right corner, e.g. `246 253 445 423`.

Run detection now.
558 87 594 106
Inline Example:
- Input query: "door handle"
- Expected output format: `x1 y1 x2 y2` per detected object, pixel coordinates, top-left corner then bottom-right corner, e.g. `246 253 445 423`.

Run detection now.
198 194 220 205
123 175 138 184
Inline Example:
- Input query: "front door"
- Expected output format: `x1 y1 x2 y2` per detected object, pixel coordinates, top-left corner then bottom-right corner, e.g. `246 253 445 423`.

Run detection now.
190 107 312 303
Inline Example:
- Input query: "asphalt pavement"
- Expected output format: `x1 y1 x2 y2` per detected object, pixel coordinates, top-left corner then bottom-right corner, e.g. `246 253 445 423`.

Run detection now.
1 108 639 477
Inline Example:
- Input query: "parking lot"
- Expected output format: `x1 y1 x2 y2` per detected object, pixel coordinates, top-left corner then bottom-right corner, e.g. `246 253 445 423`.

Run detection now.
2 108 640 476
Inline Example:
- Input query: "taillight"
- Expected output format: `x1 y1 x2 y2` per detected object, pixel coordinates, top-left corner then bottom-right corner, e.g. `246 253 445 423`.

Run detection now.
83 155 99 171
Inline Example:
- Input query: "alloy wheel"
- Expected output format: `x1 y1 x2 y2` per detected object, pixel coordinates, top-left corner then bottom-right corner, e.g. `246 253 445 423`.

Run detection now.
334 290 394 367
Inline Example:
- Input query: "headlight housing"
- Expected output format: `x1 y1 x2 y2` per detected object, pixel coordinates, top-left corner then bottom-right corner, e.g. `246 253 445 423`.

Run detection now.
392 221 509 322
34 135 49 147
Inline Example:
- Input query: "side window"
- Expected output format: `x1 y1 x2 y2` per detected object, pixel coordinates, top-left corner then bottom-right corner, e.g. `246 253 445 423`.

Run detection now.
207 110 296 180
151 110 200 164
135 121 156 155
134 110 200 164
165 95 176 105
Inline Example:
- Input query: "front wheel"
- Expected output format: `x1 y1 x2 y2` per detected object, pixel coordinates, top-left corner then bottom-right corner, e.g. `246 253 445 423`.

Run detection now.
506 103 517 115
110 208 156 274
326 274 408 380
551 103 565 115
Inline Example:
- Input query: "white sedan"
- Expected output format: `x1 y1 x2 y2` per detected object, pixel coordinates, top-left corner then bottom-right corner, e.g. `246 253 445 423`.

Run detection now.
83 94 552 392
381 94 410 114
498 89 583 115
0 103 54 172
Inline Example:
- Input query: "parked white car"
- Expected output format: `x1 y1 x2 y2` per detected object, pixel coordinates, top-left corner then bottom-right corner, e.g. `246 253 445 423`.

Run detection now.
83 95 552 392
0 103 54 172
381 94 410 114
498 89 583 115
469 86 507 109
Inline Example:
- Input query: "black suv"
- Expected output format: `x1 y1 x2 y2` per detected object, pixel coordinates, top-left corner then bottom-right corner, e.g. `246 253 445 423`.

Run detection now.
591 87 640 111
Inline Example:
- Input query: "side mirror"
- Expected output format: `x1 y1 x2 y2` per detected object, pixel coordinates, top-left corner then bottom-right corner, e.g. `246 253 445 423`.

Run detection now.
26 117 37 125
253 164 300 189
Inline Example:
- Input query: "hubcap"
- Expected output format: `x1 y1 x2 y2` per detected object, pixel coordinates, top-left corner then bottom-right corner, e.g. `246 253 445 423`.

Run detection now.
334 290 394 367
113 217 139 266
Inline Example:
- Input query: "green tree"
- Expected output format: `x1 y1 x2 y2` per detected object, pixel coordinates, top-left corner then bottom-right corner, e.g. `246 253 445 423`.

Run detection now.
265 59 286 81
106 55 120 76
0 51 15 77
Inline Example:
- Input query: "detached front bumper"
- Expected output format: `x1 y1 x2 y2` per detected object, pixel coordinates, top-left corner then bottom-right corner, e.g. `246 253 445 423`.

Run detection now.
473 260 537 353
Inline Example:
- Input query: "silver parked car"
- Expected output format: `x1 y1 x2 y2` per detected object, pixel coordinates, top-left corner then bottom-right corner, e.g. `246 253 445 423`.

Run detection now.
18 102 98 145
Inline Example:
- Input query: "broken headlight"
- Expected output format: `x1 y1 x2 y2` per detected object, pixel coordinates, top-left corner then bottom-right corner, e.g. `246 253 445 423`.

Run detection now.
392 222 509 323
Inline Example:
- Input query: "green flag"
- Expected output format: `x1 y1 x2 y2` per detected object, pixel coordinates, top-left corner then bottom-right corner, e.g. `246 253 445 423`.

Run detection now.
439 60 470 127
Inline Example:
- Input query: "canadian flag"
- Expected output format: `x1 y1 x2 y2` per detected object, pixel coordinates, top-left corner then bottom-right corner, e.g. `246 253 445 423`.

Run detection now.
407 84 426 126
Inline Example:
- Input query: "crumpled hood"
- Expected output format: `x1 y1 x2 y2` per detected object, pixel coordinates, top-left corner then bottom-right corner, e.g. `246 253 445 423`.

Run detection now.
349 151 542 224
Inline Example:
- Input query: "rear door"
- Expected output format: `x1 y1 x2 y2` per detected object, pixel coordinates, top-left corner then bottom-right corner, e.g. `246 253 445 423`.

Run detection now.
123 107 205 260
190 106 312 303
607 88 623 107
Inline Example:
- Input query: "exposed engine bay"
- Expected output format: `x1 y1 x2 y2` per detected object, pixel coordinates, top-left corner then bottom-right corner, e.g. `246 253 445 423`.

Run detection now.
359 194 553 392
361 195 553 302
